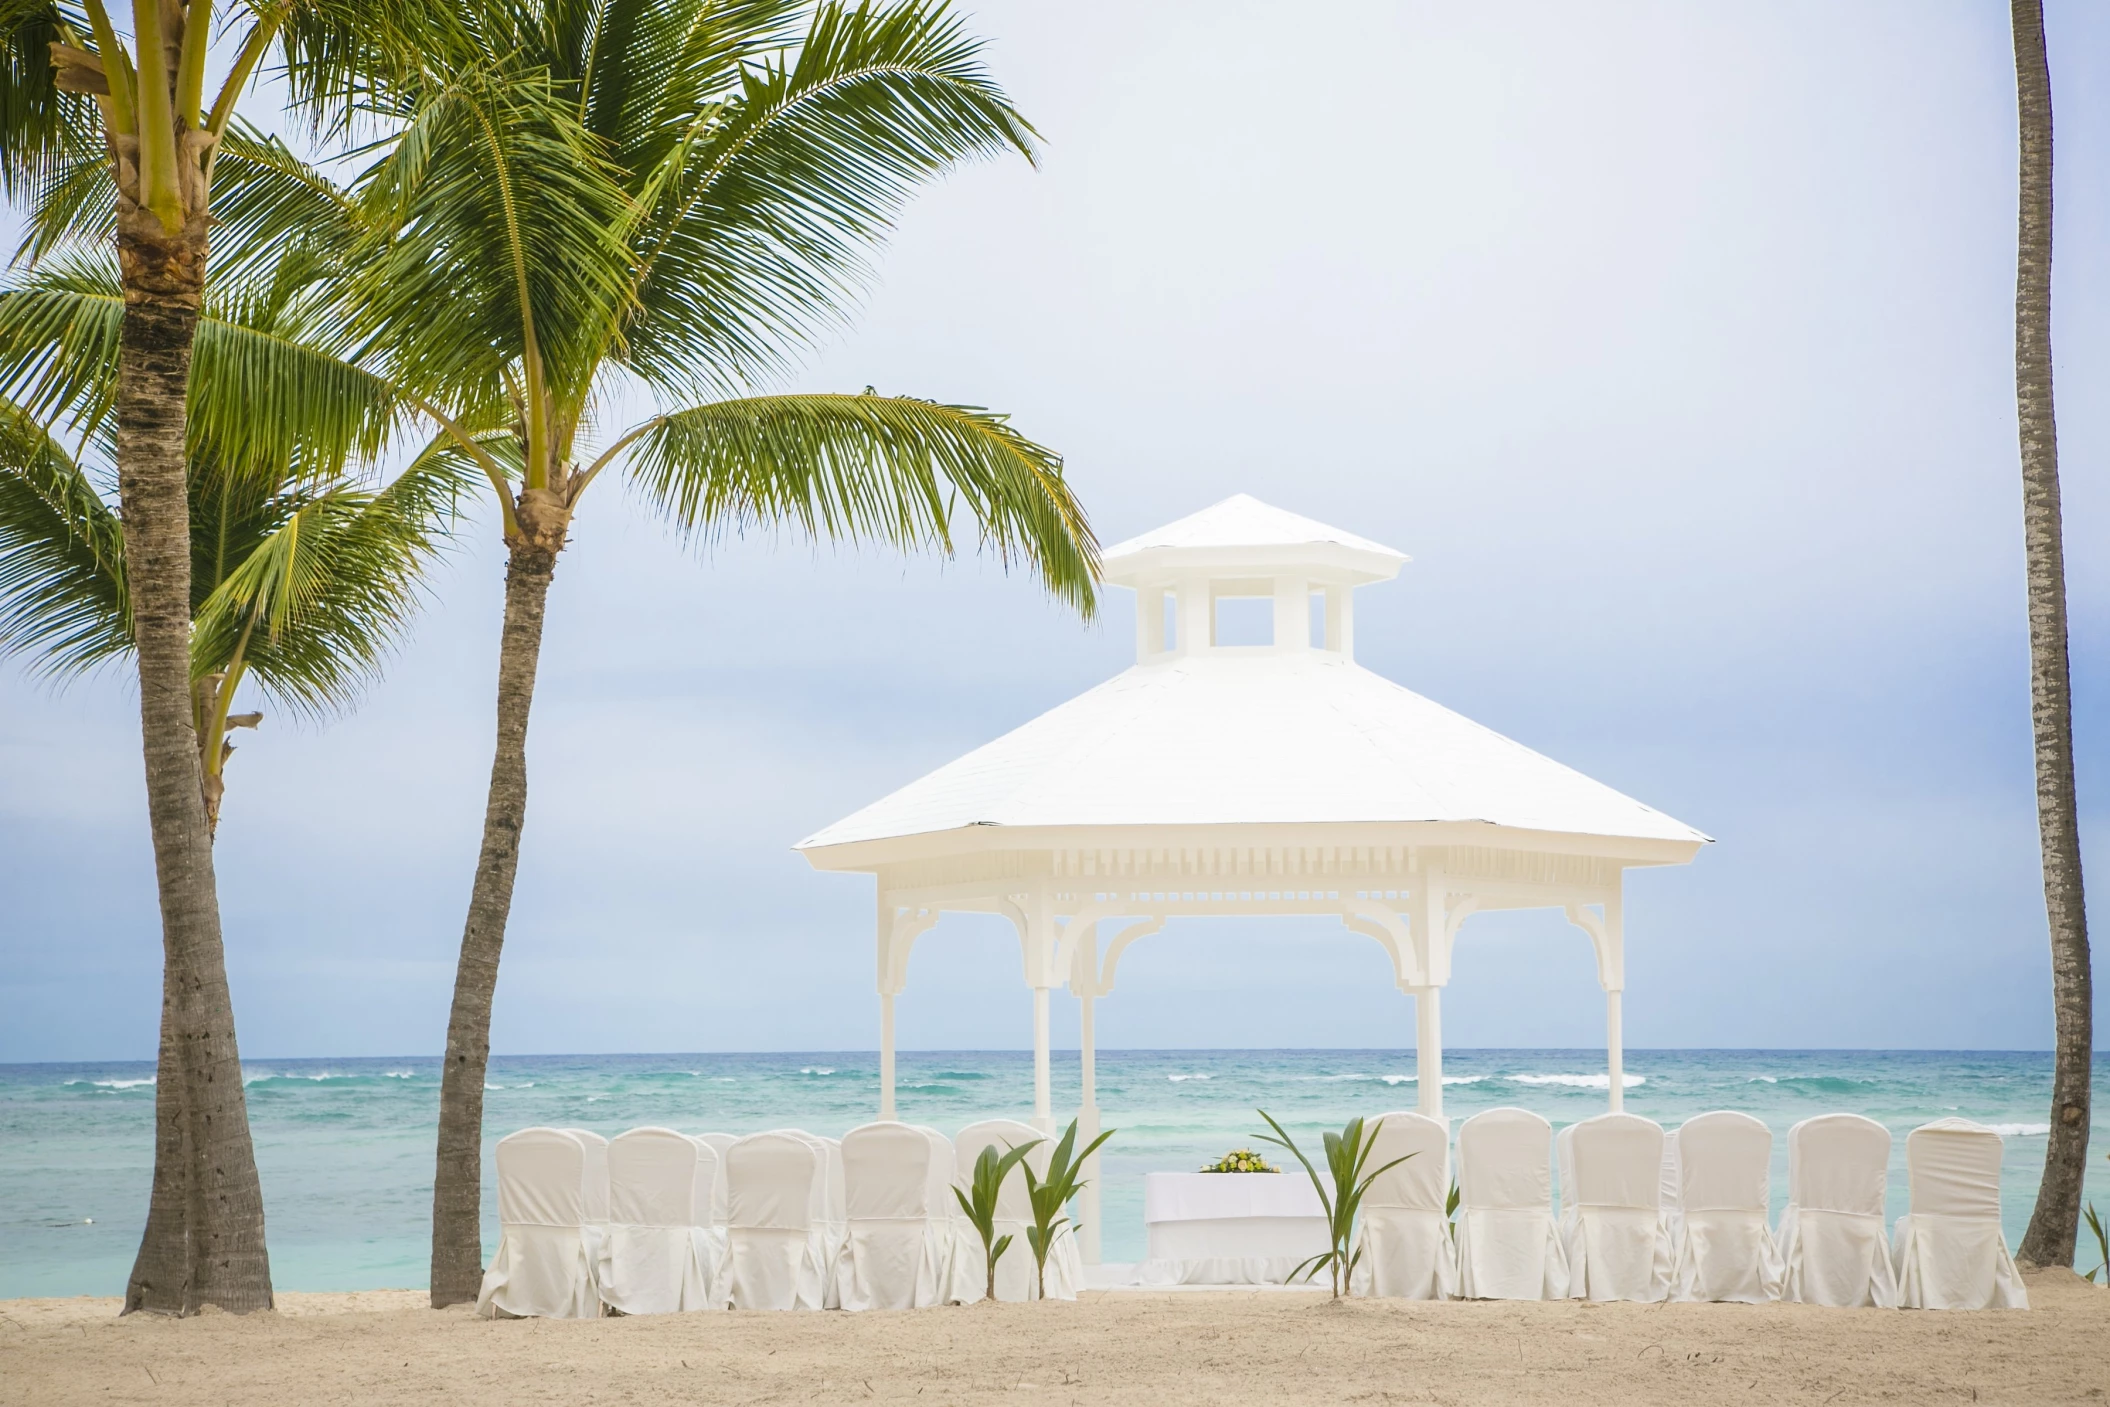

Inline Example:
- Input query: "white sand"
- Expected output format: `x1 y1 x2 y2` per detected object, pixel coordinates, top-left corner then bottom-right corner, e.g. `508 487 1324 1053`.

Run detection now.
3 1270 2103 1406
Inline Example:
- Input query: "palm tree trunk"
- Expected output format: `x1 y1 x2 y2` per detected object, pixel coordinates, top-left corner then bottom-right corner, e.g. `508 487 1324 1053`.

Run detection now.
429 536 561 1307
125 995 192 1313
2011 0 2093 1271
114 209 274 1313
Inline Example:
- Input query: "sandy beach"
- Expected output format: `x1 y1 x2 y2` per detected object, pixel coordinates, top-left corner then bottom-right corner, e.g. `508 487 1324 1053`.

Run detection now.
3 1269 2103 1407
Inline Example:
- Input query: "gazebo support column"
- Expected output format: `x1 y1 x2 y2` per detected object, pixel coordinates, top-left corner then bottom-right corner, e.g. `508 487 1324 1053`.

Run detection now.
1413 985 1444 1118
1605 989 1624 1113
1032 984 1054 1132
1077 986 1101 1264
879 990 897 1121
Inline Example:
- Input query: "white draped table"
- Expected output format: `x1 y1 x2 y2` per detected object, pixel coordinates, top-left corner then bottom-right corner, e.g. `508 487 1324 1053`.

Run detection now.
1135 1173 1331 1286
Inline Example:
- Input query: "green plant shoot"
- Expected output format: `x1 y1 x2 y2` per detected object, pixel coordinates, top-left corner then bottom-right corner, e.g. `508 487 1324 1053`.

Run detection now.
1020 1118 1116 1300
1255 1111 1412 1299
953 1138 1039 1303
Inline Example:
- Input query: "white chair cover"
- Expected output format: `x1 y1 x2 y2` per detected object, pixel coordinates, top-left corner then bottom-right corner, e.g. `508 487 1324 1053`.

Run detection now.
1348 1111 1456 1299
1891 1119 2028 1310
1557 1114 1674 1302
1669 1111 1782 1303
477 1128 605 1319
836 1122 960 1310
955 1118 1079 1300
723 1131 830 1310
1778 1113 1898 1308
1454 1108 1567 1300
596 1128 725 1314
1659 1126 1683 1244
696 1133 736 1225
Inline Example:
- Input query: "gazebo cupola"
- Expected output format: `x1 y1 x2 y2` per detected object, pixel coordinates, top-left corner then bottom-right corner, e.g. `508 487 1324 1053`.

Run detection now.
1108 493 1408 662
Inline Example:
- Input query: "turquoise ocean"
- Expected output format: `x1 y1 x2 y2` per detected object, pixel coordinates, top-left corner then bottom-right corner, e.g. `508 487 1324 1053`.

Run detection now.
4 1049 2106 1298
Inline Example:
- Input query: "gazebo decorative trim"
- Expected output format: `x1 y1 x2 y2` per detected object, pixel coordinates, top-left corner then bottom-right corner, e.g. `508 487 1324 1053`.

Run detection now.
797 495 1707 1263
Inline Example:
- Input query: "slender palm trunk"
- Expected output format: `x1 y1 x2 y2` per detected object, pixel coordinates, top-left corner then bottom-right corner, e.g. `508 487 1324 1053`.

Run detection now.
2011 0 2093 1271
429 534 561 1306
115 209 274 1313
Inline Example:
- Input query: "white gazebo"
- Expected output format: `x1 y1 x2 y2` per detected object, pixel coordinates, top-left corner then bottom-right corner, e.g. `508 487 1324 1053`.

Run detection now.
796 494 1707 1262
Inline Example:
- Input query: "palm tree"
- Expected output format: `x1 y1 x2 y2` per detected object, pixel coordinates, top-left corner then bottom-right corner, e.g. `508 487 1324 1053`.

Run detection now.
2009 0 2091 1271
325 0 1100 1306
0 0 400 1312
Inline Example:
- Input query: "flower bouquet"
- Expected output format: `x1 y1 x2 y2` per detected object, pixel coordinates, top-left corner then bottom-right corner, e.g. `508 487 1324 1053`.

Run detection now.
1200 1148 1278 1173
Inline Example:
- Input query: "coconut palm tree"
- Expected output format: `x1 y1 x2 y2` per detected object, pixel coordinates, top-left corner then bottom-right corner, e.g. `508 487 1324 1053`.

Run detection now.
321 0 1099 1306
0 0 410 1313
2008 0 2091 1271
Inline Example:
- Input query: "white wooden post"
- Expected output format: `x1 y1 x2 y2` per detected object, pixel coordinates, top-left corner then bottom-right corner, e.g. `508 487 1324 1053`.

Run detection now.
1076 923 1102 1264
1177 579 1211 655
1414 985 1443 1118
1417 862 1450 1117
1032 984 1053 1132
1273 576 1310 650
1604 881 1625 1112
879 990 897 1121
1606 990 1624 1113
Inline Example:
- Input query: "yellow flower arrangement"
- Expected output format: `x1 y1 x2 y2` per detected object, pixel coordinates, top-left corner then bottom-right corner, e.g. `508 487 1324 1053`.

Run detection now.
1200 1148 1278 1174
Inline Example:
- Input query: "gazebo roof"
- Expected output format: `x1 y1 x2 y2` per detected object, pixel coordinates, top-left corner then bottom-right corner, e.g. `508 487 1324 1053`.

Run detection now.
1100 493 1408 588
797 649 1707 862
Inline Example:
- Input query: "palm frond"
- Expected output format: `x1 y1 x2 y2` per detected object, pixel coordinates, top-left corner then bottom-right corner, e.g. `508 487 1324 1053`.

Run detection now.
0 0 101 205
619 391 1096 614
568 0 802 173
191 447 472 718
0 253 123 441
624 0 1036 395
0 249 406 485
13 133 113 265
350 57 641 432
205 121 367 288
0 391 127 676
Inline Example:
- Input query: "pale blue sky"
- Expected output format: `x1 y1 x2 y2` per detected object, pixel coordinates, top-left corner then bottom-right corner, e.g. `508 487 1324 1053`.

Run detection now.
4 0 2108 1060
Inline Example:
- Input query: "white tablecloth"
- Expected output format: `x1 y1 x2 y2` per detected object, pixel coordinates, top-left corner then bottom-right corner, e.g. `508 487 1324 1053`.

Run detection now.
1137 1173 1330 1286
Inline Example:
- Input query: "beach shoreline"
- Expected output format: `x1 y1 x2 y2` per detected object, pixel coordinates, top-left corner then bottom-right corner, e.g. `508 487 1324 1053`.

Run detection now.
3 1269 2103 1406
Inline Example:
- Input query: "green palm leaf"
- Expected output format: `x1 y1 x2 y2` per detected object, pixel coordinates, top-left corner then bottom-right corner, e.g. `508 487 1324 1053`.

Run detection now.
619 392 1097 613
0 397 125 676
349 57 641 450
0 249 406 487
624 0 1036 395
191 450 470 720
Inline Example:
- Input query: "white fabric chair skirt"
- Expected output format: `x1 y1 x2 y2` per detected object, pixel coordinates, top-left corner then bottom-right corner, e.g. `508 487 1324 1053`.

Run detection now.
954 1119 1084 1300
1135 1172 1329 1286
479 1128 607 1319
1669 1111 1782 1304
597 1128 726 1315
724 1132 833 1311
1779 1114 1899 1308
1455 1109 1568 1300
836 1123 965 1311
1557 1114 1674 1302
1890 1119 2028 1311
1348 1112 1457 1299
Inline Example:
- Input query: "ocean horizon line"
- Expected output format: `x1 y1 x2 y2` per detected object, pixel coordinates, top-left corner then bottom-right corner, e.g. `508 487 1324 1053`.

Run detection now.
5 1044 2102 1068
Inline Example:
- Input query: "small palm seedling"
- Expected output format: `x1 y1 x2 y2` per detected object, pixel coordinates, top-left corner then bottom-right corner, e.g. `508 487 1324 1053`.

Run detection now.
954 1139 1040 1302
1021 1118 1116 1300
2084 1201 2106 1285
1446 1179 1461 1240
1256 1111 1412 1298
2085 1155 2108 1285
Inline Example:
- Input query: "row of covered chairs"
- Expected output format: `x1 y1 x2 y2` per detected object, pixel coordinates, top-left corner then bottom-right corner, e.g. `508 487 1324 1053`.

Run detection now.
477 1118 1079 1318
1350 1108 2027 1309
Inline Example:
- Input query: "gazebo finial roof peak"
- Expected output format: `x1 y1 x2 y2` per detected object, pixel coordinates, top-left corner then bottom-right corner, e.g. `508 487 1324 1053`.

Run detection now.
1099 493 1408 589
